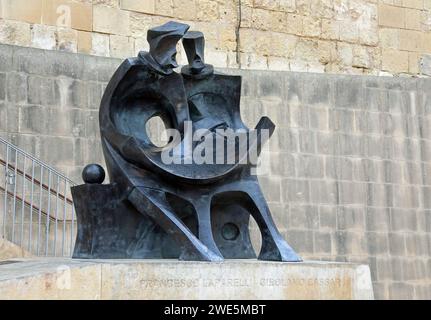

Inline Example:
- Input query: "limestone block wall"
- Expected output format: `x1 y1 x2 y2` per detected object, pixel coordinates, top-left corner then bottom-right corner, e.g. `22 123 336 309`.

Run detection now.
1 0 431 76
0 44 431 299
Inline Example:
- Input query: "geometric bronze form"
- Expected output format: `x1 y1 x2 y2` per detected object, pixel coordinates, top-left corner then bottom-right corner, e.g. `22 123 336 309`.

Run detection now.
181 31 214 79
71 21 301 262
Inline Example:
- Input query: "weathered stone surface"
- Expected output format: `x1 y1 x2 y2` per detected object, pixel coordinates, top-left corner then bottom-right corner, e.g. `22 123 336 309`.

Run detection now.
0 20 31 48
57 28 78 53
420 54 431 76
1 0 43 24
42 0 93 31
120 0 155 14
6 72 27 103
0 259 374 300
93 6 130 35
109 35 134 58
77 31 92 54
91 33 110 57
0 259 101 299
0 1 428 76
31 24 56 51
378 4 405 28
0 73 6 101
382 48 409 73
27 75 56 105
0 239 33 260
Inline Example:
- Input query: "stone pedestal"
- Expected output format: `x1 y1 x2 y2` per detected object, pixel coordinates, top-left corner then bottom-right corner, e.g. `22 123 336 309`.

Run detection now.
0 259 374 300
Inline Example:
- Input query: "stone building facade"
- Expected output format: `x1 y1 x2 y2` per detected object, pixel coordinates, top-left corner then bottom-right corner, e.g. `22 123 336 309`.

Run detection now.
1 44 431 299
0 0 431 76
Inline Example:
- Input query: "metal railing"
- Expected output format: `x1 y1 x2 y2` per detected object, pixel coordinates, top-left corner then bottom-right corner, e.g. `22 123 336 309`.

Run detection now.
0 137 77 257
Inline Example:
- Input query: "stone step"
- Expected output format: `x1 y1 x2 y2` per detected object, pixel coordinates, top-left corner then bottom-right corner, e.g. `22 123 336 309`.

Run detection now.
0 238 33 261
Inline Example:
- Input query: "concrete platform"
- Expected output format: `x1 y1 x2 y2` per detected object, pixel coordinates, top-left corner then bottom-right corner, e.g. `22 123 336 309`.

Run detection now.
0 259 374 300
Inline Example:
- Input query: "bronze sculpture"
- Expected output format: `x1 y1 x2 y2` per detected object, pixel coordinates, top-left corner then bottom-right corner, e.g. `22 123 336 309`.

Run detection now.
72 21 301 262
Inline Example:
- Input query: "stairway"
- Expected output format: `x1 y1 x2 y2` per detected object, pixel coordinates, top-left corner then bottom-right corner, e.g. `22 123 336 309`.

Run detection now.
0 137 77 257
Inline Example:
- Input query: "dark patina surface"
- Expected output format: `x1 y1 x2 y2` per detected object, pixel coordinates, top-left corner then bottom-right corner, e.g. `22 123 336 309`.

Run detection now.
72 21 301 262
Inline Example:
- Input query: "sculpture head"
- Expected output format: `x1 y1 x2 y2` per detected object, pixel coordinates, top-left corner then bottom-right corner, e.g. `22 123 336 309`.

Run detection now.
183 31 206 73
181 31 214 78
139 21 190 75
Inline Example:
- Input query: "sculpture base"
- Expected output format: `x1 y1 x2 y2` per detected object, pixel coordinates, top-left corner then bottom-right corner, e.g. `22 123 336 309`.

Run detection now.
0 259 374 300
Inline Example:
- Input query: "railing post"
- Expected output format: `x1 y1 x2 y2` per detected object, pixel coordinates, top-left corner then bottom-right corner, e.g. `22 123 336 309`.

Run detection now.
2 145 9 239
45 170 52 256
20 157 26 247
37 166 44 256
28 160 35 252
11 149 18 242
54 175 60 256
62 178 67 256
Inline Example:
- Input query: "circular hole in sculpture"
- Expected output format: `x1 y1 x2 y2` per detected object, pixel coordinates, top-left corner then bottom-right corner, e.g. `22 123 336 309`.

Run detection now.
146 116 169 147
221 223 240 241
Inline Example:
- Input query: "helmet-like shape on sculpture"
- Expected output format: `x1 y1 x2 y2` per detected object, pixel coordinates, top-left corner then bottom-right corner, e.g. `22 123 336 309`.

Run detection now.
138 21 190 75
181 31 214 78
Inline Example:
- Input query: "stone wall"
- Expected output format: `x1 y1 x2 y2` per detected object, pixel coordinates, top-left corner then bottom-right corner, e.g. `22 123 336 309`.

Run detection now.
1 44 431 299
1 0 431 76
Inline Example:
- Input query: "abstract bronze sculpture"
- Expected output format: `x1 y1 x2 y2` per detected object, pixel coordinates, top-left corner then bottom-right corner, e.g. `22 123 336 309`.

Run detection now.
72 21 301 262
